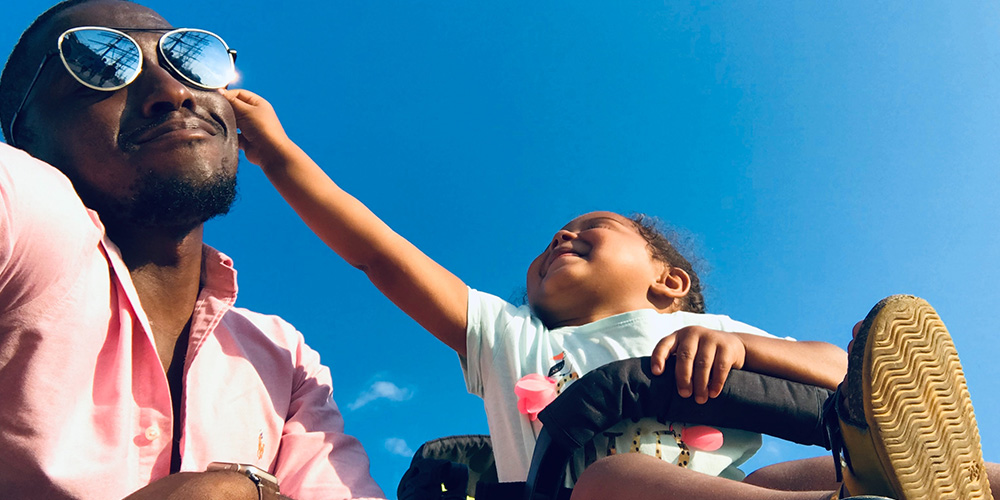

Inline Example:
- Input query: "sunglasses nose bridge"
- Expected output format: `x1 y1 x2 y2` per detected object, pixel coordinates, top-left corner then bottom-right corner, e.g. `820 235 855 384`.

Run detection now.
131 32 173 74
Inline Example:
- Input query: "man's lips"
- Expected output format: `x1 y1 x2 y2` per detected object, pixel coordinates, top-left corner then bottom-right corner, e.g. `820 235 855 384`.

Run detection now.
121 112 224 148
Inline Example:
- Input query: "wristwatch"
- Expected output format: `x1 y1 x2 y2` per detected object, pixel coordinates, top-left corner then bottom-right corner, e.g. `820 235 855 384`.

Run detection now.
207 462 281 500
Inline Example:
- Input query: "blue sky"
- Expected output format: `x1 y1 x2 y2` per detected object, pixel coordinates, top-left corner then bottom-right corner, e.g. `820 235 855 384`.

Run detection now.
4 1 1000 497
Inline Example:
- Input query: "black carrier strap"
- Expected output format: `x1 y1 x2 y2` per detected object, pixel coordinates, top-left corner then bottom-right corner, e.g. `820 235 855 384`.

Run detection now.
525 357 834 500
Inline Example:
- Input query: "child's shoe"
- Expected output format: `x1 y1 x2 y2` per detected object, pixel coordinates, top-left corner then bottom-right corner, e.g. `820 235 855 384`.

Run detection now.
828 295 992 499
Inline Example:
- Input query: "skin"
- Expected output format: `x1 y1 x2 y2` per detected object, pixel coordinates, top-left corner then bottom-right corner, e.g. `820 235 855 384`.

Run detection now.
17 0 239 374
525 211 691 328
13 1 271 498
227 87 847 404
570 444 1000 500
570 453 838 500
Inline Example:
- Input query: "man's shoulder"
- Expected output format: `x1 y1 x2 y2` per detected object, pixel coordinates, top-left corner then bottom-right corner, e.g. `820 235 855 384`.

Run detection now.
223 305 300 339
218 306 335 376
0 142 35 163
0 143 74 190
0 143 106 272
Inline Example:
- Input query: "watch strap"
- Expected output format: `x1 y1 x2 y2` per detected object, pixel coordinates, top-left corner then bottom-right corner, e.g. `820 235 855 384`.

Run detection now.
245 468 281 500
207 462 281 500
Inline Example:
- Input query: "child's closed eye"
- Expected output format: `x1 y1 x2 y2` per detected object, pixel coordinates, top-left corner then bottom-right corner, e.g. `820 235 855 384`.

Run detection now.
582 218 620 231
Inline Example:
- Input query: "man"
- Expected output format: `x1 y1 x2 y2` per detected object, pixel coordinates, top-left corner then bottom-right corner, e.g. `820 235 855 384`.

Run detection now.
0 0 386 498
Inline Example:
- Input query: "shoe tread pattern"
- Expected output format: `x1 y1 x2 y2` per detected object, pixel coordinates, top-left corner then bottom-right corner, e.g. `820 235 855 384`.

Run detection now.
864 296 992 500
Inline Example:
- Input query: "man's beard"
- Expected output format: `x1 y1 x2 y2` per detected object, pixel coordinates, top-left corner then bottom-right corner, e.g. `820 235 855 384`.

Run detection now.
73 170 238 236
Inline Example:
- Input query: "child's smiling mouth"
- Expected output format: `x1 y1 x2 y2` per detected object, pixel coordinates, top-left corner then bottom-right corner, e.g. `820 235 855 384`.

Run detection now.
541 246 584 277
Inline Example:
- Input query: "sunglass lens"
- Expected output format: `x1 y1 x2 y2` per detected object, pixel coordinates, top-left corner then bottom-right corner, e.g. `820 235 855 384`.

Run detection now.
160 30 235 89
60 29 141 90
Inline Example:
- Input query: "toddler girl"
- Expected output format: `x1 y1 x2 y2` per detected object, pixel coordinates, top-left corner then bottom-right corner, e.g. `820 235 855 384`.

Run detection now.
224 89 846 483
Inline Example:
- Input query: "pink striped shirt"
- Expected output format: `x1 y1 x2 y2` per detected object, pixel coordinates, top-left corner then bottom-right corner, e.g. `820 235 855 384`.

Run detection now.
0 143 385 499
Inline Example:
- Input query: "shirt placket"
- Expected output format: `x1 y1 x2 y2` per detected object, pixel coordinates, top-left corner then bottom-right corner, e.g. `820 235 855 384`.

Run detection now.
100 236 175 484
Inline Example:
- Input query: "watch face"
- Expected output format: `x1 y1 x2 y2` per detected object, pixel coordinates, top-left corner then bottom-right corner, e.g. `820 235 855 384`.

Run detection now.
207 462 279 488
245 465 280 486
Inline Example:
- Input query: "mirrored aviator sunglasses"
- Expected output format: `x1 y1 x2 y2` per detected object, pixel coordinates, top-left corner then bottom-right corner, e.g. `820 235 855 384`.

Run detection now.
58 26 237 91
6 26 236 146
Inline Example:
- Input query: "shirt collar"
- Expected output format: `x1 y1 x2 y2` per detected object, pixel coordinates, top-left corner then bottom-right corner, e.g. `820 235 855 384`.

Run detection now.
200 244 238 300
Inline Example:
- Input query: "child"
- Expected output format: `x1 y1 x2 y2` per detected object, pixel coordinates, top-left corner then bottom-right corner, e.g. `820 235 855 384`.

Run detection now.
224 89 847 483
570 295 997 499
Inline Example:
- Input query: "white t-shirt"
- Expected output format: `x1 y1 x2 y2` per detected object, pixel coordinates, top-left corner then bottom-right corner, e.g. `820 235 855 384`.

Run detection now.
461 288 780 483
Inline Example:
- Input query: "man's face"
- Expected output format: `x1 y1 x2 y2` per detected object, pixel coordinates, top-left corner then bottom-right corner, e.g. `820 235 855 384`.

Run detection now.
16 0 238 231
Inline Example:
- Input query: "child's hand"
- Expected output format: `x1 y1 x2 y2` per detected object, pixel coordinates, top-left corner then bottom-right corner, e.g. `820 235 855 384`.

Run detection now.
650 326 747 404
223 88 296 168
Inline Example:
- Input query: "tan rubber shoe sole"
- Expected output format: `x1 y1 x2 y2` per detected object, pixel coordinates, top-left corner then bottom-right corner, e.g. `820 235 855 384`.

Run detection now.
841 295 992 499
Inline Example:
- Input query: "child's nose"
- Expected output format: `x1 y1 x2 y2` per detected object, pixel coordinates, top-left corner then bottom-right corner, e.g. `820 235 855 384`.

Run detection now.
550 230 576 248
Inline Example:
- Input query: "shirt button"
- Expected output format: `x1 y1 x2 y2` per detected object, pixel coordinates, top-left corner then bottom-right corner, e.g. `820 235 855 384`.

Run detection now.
144 426 161 441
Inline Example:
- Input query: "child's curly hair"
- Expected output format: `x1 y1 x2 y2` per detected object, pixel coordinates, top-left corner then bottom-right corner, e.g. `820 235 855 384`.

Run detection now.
628 214 706 314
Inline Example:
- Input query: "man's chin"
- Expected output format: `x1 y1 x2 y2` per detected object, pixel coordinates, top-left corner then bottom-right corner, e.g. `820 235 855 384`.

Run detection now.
74 170 238 234
131 172 237 227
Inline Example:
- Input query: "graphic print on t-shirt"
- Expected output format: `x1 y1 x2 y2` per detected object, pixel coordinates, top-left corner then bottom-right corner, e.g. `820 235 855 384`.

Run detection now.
546 352 579 393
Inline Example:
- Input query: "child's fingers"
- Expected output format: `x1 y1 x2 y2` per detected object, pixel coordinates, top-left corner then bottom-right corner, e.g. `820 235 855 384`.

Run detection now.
689 345 716 404
707 357 731 399
223 89 277 125
650 334 677 375
706 335 745 400
223 90 257 123
223 88 261 106
671 336 699 399
222 88 246 107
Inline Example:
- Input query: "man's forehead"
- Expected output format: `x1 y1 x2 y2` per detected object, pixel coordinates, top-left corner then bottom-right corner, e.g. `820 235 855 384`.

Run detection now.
39 1 171 47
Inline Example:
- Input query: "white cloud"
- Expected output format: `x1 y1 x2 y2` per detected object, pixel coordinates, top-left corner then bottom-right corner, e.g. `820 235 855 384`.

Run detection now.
349 380 413 410
385 437 414 457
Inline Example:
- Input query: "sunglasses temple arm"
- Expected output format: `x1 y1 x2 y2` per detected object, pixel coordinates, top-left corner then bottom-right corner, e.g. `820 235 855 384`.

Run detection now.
7 51 56 148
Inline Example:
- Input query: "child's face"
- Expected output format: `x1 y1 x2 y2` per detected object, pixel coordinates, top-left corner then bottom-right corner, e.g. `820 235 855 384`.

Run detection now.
526 211 667 327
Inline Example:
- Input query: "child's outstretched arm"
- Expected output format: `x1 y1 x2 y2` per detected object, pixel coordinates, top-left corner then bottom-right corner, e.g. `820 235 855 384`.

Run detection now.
224 89 469 355
650 326 847 404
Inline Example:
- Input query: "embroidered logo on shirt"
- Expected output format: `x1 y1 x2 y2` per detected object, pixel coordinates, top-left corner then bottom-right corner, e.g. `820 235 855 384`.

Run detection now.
257 431 265 460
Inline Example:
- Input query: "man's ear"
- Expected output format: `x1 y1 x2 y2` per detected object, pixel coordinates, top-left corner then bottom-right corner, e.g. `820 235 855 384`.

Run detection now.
650 266 691 301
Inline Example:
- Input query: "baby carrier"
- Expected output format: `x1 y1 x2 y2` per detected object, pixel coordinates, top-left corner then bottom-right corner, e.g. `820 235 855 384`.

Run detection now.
397 357 835 500
397 434 498 500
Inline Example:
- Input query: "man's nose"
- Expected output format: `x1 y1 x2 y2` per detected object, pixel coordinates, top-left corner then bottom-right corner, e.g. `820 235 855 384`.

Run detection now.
133 58 196 117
